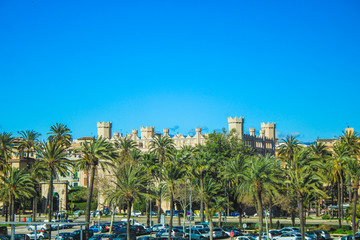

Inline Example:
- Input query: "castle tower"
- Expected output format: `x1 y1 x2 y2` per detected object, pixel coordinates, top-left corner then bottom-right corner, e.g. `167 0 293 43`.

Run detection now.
140 126 155 139
97 122 112 139
228 117 244 139
163 129 169 137
249 128 255 136
261 122 276 139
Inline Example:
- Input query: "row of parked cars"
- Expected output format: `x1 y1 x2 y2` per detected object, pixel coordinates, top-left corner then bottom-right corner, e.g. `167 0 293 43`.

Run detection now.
236 227 331 240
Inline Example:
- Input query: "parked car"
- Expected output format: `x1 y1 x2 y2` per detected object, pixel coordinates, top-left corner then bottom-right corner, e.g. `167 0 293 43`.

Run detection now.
156 229 183 238
0 227 8 236
112 233 137 240
0 236 10 240
280 228 300 234
14 234 30 240
341 235 360 240
55 232 73 240
91 211 103 217
138 237 156 240
273 232 302 240
27 223 49 232
27 231 49 240
222 227 242 237
212 228 229 238
152 224 169 232
312 230 331 240
89 234 108 240
185 228 210 240
71 230 94 240
237 237 253 240
73 210 85 217
131 211 142 217
229 211 240 217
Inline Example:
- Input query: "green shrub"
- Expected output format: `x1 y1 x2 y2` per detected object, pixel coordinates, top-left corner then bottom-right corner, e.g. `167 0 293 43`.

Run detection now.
332 229 352 235
321 215 331 220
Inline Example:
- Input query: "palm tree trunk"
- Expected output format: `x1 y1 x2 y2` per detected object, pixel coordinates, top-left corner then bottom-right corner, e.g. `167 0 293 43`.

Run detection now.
200 175 205 222
297 195 305 240
352 182 359 240
218 212 222 227
10 194 15 222
337 177 342 228
168 185 174 240
157 197 161 224
340 176 344 219
85 165 96 240
255 190 263 240
48 174 54 240
127 200 132 240
175 202 181 226
146 199 150 226
205 202 213 240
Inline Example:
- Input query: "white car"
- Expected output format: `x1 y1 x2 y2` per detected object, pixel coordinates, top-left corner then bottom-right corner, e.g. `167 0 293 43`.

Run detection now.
27 224 48 232
131 211 142 217
27 231 48 240
274 233 302 240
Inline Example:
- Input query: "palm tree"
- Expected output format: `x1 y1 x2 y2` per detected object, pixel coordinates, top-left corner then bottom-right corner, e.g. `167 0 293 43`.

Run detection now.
191 150 215 222
202 174 221 240
141 153 160 226
162 153 186 240
278 135 301 168
0 131 16 169
330 141 350 227
37 140 73 240
47 123 73 147
345 157 360 239
27 161 49 221
17 130 41 167
238 155 282 239
223 154 247 227
284 148 326 240
115 138 138 163
310 142 331 216
76 136 117 238
0 168 34 221
105 163 149 240
150 135 175 164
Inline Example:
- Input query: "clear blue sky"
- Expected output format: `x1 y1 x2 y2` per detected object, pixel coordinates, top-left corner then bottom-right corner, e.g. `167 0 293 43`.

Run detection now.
1 0 359 142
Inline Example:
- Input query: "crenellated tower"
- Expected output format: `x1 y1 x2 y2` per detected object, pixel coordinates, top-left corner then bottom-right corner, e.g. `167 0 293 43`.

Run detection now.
261 122 276 139
228 117 244 139
140 126 155 139
97 122 112 139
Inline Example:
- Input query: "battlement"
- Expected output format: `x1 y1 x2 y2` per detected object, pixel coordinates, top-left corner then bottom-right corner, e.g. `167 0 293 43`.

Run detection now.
97 121 112 139
140 126 155 132
140 126 155 139
261 122 276 128
195 128 202 133
228 116 244 123
97 122 112 128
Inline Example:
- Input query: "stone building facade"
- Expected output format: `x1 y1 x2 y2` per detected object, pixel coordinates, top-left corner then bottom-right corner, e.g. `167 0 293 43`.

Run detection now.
96 116 277 210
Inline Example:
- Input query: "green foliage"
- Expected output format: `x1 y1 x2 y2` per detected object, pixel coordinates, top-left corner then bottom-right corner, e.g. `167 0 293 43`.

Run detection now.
69 186 87 202
321 214 331 220
133 199 146 212
74 201 98 211
332 229 352 235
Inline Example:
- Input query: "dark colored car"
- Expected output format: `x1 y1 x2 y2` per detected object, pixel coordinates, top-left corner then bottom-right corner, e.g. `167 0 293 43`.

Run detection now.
14 234 30 240
0 227 8 236
55 232 73 240
71 230 94 240
89 234 108 240
0 236 10 240
113 233 137 240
